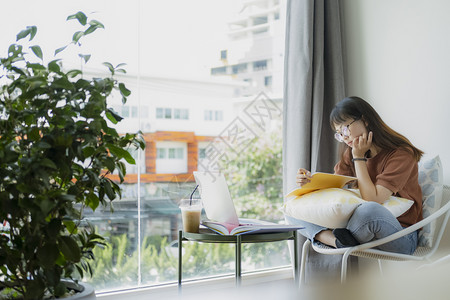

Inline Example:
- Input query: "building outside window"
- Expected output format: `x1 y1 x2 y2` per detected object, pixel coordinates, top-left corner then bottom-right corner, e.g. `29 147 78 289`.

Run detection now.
122 105 130 117
204 109 224 121
215 110 223 121
198 148 206 159
253 60 268 71
232 63 247 74
174 108 189 120
168 147 183 159
131 106 138 118
220 49 227 60
157 108 189 120
211 66 227 75
265 75 273 88
164 107 172 119
252 15 268 26
2 0 287 294
115 105 146 119
157 148 166 159
156 107 164 119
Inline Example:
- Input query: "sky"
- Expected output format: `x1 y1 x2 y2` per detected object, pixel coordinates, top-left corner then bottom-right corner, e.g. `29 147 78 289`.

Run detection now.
0 0 242 78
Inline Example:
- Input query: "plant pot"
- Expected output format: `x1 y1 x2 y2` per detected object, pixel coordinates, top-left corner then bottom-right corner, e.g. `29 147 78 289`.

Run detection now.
63 281 96 300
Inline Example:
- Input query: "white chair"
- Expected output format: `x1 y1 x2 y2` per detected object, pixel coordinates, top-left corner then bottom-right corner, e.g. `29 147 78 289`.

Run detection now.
300 184 450 283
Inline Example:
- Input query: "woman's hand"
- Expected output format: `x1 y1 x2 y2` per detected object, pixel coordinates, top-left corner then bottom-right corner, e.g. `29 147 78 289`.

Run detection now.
296 168 312 187
352 131 373 158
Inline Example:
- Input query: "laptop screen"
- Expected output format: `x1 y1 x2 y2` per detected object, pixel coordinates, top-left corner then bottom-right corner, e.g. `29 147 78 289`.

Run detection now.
193 171 240 225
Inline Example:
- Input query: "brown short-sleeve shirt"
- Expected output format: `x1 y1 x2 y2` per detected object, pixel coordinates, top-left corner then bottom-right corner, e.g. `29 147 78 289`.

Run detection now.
334 148 423 227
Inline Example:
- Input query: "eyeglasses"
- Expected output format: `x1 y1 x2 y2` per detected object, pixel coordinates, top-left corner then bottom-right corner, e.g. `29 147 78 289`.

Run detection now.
334 117 360 142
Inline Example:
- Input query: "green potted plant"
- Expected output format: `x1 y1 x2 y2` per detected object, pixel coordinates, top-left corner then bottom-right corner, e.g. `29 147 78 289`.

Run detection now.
0 11 145 299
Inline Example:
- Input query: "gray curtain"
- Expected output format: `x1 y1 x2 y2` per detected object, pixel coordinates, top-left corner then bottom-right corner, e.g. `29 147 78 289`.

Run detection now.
283 0 351 283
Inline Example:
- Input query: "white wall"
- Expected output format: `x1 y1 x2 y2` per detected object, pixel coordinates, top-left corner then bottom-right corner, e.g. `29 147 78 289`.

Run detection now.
342 0 450 255
341 0 450 185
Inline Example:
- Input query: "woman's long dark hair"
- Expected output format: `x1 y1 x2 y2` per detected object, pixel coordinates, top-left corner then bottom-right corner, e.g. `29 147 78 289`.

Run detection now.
330 96 423 161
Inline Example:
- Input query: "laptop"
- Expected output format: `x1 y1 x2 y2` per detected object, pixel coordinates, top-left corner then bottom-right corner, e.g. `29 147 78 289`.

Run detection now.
193 171 303 234
193 171 240 225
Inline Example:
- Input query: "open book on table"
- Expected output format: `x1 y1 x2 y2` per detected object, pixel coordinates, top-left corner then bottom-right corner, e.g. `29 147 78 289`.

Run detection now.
286 172 357 198
193 171 303 236
202 218 303 236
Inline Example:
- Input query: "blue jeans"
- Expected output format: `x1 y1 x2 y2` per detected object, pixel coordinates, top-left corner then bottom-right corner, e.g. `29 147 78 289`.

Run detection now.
286 202 418 255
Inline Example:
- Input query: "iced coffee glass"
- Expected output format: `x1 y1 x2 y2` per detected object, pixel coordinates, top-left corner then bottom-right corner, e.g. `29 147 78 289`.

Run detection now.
179 199 202 233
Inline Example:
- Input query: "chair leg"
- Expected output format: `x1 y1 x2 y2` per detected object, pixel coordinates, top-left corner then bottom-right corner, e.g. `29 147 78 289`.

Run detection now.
378 259 383 276
341 250 351 283
300 239 311 285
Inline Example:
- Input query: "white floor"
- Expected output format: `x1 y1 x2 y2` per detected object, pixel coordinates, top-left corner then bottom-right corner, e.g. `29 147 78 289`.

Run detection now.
96 255 450 300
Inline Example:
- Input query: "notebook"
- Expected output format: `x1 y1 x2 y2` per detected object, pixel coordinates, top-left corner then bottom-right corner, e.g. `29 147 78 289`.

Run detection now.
193 171 303 235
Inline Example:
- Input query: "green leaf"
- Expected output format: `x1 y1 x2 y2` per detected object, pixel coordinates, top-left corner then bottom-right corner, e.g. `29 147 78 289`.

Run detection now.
84 21 105 35
79 54 91 64
66 69 82 78
47 219 62 237
102 62 114 73
119 83 131 97
89 19 105 28
54 45 68 56
63 220 78 234
86 193 100 211
53 77 74 90
103 125 119 137
39 198 55 215
48 59 62 73
8 44 17 55
107 144 135 164
54 282 67 298
59 194 77 202
25 76 46 89
82 146 96 158
30 45 43 60
27 278 46 299
16 26 37 41
29 25 37 40
72 31 84 43
37 141 52 149
117 161 126 182
37 243 59 267
84 20 105 35
67 11 87 26
27 62 46 70
105 108 123 124
58 236 81 262
104 156 116 172
40 158 58 169
16 28 30 41
103 180 116 201
28 126 40 141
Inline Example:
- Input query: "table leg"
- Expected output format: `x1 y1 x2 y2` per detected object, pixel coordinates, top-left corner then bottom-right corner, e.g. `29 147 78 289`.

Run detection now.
178 230 182 292
236 235 242 287
293 230 299 286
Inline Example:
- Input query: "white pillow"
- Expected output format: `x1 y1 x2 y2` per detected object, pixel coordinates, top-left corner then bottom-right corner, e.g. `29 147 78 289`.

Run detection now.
417 155 443 247
348 189 414 219
283 188 414 229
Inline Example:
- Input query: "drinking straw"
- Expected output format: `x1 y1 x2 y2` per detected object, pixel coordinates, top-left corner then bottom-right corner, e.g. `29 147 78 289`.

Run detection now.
190 185 199 206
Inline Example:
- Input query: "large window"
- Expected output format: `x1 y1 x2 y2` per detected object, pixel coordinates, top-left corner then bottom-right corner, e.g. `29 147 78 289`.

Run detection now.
1 0 286 293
